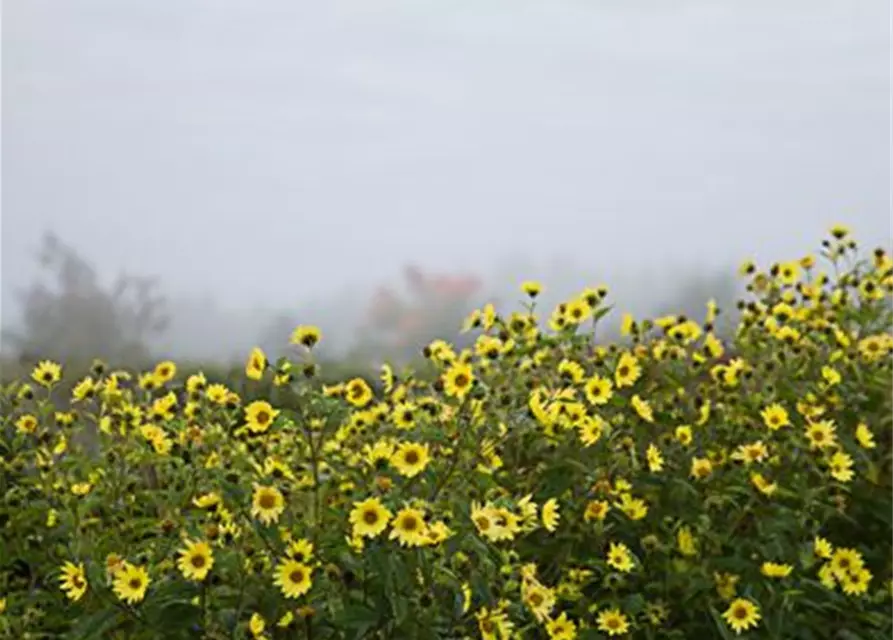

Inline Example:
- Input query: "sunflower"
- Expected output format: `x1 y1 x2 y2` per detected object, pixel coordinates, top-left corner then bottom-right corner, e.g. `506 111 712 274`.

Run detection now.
714 572 740 600
521 281 542 297
722 598 760 635
390 442 430 478
829 223 850 239
522 581 555 622
646 443 664 472
584 500 610 522
425 520 453 545
855 423 876 449
391 402 416 430
59 561 88 601
829 548 864 579
731 441 768 465
249 612 266 636
274 559 313 599
349 497 391 538
760 403 790 430
443 362 474 399
153 360 177 385
616 493 648 520
389 507 429 547
631 394 654 422
761 562 792 579
541 498 560 532
606 541 634 573
476 606 514 640
286 538 314 563
72 377 97 402
564 298 591 325
251 484 285 525
345 378 373 408
750 473 777 496
113 563 150 604
177 539 214 581
825 449 854 482
584 375 612 405
578 415 604 447
690 457 713 480
244 400 279 434
557 359 585 384
32 360 62 388
245 347 267 381
677 526 697 556
290 325 321 349
597 608 630 636
546 611 577 639
805 420 837 450
15 414 38 434
471 501 497 536
840 567 872 595
814 536 834 559
614 352 641 388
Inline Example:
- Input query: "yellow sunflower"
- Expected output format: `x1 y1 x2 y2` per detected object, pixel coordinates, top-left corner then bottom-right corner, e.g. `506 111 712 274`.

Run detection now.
274 559 313 599
113 563 150 604
177 539 214 581
32 360 62 388
59 561 88 601
349 497 392 538
290 325 322 349
153 360 177 385
251 484 285 525
443 362 474 399
614 352 641 388
606 541 634 573
596 608 630 636
584 374 613 405
541 498 560 532
245 347 267 381
805 420 837 450
389 507 429 547
722 598 760 635
245 400 279 434
390 442 430 478
546 611 577 639
760 403 791 431
521 280 542 297
345 378 373 408
15 414 38 434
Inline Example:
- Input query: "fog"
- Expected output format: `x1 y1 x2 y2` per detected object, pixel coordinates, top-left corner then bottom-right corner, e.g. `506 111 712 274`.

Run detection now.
1 0 890 365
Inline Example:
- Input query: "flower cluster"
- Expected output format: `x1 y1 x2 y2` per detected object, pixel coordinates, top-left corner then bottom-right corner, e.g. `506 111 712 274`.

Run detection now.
1 225 891 638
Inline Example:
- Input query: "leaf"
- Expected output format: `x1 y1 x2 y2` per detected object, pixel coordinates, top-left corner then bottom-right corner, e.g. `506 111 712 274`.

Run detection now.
339 602 381 639
63 607 122 640
707 605 736 640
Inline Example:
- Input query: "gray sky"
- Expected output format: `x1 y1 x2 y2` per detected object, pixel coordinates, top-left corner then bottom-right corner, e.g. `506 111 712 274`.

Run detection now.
1 0 890 359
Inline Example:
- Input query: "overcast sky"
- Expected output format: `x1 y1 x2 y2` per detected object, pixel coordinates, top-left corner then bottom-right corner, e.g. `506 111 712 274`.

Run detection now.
1 0 890 358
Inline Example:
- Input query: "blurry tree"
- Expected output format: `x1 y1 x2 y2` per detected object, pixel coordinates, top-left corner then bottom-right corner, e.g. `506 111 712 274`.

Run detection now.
3 232 170 368
355 265 485 366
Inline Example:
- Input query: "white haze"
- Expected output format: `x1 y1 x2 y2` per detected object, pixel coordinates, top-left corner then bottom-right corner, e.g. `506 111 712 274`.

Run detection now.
1 0 890 363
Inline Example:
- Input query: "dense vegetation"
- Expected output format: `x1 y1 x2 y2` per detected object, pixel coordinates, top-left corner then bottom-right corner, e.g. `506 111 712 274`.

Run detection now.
1 225 891 639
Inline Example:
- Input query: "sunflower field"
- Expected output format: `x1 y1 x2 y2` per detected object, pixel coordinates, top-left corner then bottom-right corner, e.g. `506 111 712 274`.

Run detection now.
1 226 891 639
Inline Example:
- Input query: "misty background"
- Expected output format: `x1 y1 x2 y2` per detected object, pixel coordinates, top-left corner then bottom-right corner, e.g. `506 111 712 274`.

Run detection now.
1 0 890 368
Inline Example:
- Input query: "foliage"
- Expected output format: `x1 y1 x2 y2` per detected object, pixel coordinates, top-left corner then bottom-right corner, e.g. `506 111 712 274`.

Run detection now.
355 265 484 364
1 226 892 639
2 232 170 369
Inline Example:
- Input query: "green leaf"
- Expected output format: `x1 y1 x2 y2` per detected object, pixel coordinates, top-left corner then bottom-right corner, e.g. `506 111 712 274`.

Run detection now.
63 607 122 640
339 602 381 639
